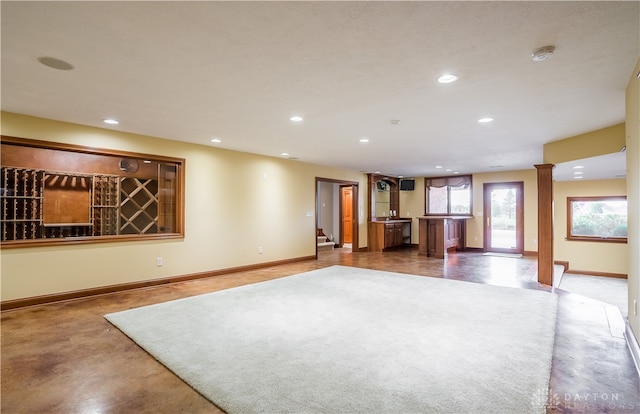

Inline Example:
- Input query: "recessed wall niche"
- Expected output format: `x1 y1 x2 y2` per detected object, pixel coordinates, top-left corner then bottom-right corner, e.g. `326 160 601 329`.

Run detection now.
0 136 184 248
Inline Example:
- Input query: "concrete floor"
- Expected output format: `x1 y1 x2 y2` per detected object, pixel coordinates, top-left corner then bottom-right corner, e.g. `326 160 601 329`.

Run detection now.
2 248 638 413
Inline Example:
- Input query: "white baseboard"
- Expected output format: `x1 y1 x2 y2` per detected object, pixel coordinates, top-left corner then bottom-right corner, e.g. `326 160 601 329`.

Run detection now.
624 322 640 378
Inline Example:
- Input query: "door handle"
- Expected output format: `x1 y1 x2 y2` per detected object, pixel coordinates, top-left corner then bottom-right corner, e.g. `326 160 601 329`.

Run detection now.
487 217 490 227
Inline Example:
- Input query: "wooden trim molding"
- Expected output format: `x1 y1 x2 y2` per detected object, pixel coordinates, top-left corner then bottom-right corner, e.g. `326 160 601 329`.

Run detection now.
0 255 315 311
554 259 626 278
315 177 359 253
565 269 628 279
566 196 628 244
535 164 555 285
554 260 569 272
482 181 524 254
367 173 399 221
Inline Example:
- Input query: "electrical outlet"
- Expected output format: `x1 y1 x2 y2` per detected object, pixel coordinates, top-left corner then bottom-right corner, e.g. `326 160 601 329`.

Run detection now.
156 257 163 267
258 246 263 254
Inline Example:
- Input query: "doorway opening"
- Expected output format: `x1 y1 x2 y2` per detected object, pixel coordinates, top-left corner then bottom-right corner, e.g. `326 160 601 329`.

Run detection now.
316 178 359 257
483 182 524 254
340 185 353 248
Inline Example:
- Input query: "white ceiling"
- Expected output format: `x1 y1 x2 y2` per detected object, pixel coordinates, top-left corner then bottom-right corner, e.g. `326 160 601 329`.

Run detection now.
2 1 638 181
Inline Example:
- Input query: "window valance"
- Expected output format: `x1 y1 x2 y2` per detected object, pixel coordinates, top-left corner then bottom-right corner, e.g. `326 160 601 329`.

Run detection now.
426 175 471 189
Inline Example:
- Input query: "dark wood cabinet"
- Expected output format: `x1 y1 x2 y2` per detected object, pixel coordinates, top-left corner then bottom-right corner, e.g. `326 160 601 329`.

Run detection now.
368 220 411 252
417 216 471 259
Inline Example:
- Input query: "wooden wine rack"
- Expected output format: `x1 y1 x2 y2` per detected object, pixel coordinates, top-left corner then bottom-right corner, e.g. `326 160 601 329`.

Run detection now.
1 167 44 241
120 178 159 234
93 175 119 236
1 167 158 242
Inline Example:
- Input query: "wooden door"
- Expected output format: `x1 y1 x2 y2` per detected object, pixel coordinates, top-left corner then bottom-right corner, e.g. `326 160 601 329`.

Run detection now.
341 186 353 244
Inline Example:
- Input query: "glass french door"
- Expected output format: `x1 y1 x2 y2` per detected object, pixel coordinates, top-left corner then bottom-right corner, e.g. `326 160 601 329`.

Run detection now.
483 182 524 254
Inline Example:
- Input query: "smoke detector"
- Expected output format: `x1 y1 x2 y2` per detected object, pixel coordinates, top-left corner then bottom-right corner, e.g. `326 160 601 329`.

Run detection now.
532 45 555 62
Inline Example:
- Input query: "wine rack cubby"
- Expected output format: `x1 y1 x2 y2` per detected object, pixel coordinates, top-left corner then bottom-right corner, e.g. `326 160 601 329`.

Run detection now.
93 175 120 236
120 178 159 235
1 168 44 241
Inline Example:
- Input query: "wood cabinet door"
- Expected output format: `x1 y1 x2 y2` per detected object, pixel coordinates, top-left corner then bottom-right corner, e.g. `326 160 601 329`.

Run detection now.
394 224 404 245
384 225 395 248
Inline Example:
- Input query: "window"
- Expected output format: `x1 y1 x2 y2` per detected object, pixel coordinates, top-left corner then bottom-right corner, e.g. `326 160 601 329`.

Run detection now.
567 196 627 243
1 135 184 248
425 175 472 215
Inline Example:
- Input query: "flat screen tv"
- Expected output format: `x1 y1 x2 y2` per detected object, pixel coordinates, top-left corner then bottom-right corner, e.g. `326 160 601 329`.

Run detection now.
400 179 415 191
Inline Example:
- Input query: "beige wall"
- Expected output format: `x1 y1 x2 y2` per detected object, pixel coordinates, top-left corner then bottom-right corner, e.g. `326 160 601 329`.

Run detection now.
399 177 425 244
467 170 539 252
543 123 625 164
626 59 640 339
553 179 628 274
0 112 367 301
2 105 636 304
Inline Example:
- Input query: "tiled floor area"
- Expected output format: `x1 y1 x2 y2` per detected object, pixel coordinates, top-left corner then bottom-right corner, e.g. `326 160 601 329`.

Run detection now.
2 248 638 413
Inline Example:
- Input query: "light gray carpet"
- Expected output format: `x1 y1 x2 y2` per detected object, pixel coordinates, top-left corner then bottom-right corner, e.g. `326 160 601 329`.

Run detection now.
105 266 558 413
559 273 628 317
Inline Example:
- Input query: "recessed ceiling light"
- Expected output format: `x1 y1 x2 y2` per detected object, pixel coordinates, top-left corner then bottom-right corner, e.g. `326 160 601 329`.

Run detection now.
210 138 222 143
103 119 119 125
280 152 290 156
445 169 453 172
359 138 370 143
435 165 443 169
478 117 494 123
572 165 584 169
453 171 460 174
374 171 381 174
143 160 152 164
574 176 583 179
438 74 459 84
490 165 504 169
390 119 400 125
37 56 75 71
290 116 303 122
573 171 583 175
